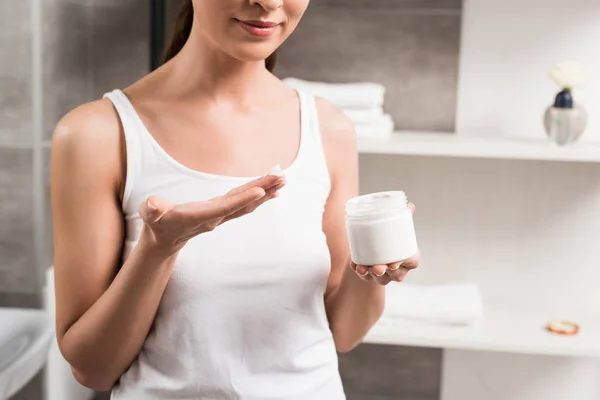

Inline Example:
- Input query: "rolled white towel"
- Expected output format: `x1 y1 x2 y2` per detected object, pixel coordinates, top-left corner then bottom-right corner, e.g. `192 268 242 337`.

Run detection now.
354 114 395 138
343 107 384 124
382 282 484 326
283 77 386 109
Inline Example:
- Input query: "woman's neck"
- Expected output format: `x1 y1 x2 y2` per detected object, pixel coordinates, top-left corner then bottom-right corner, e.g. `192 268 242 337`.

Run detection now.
161 23 275 104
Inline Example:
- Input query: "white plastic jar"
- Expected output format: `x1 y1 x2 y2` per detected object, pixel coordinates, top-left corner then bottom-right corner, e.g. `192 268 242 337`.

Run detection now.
345 191 418 266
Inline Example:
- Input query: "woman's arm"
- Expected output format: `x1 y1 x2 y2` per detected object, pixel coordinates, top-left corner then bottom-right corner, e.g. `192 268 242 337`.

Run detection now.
318 100 418 353
316 100 384 353
52 101 282 391
51 101 179 391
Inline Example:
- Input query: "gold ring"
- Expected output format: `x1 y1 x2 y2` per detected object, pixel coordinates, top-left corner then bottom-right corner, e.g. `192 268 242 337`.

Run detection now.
545 320 579 336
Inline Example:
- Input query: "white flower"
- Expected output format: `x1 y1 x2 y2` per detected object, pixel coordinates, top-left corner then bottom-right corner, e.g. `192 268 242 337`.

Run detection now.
549 61 587 89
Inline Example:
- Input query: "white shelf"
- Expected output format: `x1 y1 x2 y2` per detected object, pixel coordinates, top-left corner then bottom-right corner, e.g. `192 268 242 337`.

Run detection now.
364 307 600 358
357 132 600 163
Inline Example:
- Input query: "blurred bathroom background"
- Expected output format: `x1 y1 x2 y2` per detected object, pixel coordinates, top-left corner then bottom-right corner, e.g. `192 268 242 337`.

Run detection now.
2 0 600 399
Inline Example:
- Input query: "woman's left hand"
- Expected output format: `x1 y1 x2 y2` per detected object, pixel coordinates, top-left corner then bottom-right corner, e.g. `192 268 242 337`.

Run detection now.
351 202 420 285
352 252 420 285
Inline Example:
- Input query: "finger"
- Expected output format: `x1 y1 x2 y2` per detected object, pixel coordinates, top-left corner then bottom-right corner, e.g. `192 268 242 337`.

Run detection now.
178 187 266 221
373 273 393 286
227 175 284 196
370 264 388 278
355 265 371 280
139 196 174 224
387 262 402 271
386 265 409 282
272 180 287 192
401 251 421 270
409 202 416 214
213 187 266 217
222 186 280 222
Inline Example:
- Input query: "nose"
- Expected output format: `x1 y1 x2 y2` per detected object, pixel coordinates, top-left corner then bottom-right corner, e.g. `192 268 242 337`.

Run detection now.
250 0 283 11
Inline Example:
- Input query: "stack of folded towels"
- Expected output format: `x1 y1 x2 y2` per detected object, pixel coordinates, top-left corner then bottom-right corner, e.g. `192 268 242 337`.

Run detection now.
283 77 394 138
381 282 485 327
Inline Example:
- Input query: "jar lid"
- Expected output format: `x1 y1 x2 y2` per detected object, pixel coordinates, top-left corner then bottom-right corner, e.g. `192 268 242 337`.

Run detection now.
346 191 408 218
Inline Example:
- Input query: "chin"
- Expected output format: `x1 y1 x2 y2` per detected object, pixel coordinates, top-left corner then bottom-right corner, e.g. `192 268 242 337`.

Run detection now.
230 44 280 64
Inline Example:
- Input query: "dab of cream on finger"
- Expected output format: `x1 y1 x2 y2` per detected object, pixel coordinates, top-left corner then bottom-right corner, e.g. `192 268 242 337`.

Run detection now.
266 165 286 196
268 164 285 178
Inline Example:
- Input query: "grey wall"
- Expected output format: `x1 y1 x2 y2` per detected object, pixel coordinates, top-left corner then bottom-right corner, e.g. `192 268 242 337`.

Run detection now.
42 2 151 396
340 344 441 400
0 0 151 398
1 0 456 398
1 0 43 398
277 0 462 132
0 0 38 300
1 0 153 300
164 0 463 132
42 0 152 273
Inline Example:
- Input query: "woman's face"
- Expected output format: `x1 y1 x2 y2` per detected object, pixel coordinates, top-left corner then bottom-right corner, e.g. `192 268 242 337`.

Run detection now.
192 0 310 63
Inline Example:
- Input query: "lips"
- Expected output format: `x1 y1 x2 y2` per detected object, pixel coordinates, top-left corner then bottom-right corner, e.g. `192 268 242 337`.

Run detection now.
241 20 279 28
236 19 280 37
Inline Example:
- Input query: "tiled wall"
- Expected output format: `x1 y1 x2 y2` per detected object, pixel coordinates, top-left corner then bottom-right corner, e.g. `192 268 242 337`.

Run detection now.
340 344 441 400
1 0 150 398
0 0 38 300
42 0 151 270
1 0 43 398
276 0 462 132
0 0 152 302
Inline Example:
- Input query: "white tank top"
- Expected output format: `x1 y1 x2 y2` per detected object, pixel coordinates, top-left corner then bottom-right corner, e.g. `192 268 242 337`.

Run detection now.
103 89 346 400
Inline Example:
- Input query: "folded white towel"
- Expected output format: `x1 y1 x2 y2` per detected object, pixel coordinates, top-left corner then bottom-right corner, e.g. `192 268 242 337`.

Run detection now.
343 107 384 124
283 77 386 109
354 114 395 138
382 282 484 326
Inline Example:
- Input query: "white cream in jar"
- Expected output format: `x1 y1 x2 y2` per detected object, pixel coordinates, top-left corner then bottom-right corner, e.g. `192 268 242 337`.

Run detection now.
345 191 418 266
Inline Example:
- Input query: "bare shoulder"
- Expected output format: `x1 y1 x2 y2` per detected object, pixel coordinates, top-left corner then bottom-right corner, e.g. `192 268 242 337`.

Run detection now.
53 99 120 152
51 99 124 191
314 97 357 165
315 97 356 144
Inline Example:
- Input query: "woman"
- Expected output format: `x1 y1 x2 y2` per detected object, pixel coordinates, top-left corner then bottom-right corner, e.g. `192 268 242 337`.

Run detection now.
50 0 420 398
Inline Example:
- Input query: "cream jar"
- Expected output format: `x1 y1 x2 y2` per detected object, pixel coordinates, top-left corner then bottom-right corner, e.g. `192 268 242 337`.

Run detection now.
345 191 418 266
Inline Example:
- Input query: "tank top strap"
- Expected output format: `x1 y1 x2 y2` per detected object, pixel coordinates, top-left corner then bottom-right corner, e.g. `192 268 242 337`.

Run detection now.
295 89 331 191
103 89 146 209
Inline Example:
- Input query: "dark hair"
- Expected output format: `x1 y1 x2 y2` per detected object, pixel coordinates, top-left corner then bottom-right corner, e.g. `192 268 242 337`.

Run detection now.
163 0 278 72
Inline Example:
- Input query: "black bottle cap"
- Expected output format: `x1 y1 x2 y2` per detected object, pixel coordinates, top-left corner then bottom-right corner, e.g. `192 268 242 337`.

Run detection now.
554 89 574 109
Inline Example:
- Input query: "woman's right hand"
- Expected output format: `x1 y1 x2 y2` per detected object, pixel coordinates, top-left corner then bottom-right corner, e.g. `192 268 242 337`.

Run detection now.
138 174 285 255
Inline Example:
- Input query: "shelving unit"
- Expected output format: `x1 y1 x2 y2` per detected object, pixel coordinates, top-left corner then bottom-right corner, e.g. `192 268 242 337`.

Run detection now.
364 307 600 358
357 132 600 163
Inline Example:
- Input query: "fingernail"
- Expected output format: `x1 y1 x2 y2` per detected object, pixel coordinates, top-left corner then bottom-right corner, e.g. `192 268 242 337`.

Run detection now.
147 199 157 212
374 268 386 277
389 263 401 271
357 266 369 277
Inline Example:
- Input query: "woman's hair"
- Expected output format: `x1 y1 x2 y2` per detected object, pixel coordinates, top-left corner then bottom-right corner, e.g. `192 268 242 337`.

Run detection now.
163 0 278 72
